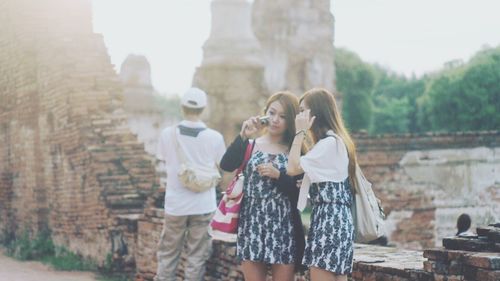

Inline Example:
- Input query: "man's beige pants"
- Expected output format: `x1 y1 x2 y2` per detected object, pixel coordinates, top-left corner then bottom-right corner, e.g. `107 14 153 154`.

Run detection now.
154 213 213 281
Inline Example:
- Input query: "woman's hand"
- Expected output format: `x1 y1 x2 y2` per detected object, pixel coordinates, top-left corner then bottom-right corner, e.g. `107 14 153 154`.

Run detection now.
296 179 302 188
295 109 315 133
257 163 280 179
240 116 264 140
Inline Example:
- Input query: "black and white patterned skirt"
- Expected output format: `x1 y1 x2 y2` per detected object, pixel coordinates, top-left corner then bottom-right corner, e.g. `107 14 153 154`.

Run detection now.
237 195 296 264
302 180 354 274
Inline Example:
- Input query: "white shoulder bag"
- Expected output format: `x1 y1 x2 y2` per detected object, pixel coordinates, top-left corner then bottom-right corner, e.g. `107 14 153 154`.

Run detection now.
352 164 386 243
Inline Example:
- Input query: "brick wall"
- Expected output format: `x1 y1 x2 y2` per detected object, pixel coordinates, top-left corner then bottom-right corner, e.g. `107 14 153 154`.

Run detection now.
137 216 500 281
0 0 157 265
354 131 500 249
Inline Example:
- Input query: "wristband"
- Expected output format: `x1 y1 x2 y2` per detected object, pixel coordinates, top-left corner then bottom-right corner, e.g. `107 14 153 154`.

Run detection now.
295 130 306 137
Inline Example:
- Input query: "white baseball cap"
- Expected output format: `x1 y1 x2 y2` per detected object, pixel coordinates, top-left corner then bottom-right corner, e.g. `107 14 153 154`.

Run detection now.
181 87 207 109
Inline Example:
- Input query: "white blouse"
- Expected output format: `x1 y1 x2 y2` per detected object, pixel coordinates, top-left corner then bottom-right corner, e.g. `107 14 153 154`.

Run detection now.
297 130 349 210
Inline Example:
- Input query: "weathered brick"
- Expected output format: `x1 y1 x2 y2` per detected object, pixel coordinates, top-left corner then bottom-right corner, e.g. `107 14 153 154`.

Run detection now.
423 261 433 272
463 265 478 280
477 226 500 244
424 248 468 262
474 268 500 281
424 260 464 275
443 237 494 252
0 0 157 270
464 253 500 270
446 275 465 281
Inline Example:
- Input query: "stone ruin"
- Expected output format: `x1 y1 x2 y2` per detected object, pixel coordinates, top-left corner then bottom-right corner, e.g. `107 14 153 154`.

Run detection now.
1 0 499 280
120 54 154 112
350 224 500 281
193 0 268 139
356 131 500 250
135 131 499 280
0 0 157 270
119 54 178 157
194 0 338 139
252 0 336 95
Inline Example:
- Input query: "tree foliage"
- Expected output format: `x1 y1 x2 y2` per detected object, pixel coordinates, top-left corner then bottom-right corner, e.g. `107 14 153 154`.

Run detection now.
370 67 427 134
335 45 500 134
335 48 375 132
420 47 500 131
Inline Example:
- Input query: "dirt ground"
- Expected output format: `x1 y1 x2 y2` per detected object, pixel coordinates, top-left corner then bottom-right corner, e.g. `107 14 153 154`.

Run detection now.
0 250 98 281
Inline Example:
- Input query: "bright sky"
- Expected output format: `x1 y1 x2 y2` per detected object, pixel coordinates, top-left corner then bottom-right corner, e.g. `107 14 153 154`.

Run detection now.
92 0 500 95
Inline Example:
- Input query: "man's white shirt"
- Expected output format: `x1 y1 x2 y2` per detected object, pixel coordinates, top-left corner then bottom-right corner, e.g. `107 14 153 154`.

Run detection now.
157 120 226 216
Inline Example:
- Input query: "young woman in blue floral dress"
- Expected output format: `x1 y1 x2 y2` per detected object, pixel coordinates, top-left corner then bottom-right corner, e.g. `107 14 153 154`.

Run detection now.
287 88 359 281
220 92 305 281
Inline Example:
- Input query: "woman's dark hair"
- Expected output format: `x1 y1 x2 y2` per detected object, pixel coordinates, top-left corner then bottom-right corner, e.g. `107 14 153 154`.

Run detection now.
263 91 299 148
300 88 358 193
456 213 471 235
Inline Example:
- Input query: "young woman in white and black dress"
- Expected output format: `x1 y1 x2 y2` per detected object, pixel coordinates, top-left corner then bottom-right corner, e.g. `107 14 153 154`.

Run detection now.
287 88 358 281
220 92 305 281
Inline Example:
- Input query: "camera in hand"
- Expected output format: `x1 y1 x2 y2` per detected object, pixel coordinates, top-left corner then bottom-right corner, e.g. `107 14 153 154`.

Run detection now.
259 116 270 126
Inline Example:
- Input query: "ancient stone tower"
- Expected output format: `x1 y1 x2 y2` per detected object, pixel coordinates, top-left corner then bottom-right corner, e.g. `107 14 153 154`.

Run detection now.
0 0 157 265
119 55 176 156
120 55 154 98
194 0 337 138
252 0 336 95
193 0 268 139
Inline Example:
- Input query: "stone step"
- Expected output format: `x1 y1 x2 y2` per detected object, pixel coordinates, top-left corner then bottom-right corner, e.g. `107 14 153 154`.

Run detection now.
443 236 498 253
106 198 145 210
104 193 147 201
110 208 145 216
424 248 500 270
477 226 500 243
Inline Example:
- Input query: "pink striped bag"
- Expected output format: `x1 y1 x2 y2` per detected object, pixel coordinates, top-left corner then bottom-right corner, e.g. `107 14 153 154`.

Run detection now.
209 140 255 243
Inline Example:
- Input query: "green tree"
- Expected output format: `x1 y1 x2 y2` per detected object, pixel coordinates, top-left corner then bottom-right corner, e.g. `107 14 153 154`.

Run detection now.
335 45 499 134
420 46 500 131
335 48 375 132
372 95 410 134
369 67 426 134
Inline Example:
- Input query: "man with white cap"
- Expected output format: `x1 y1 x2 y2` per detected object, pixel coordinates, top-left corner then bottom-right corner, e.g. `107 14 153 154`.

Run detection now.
155 87 226 281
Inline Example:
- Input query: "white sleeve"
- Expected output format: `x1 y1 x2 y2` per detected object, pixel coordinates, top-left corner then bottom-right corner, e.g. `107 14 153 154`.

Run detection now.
300 141 331 178
300 137 349 182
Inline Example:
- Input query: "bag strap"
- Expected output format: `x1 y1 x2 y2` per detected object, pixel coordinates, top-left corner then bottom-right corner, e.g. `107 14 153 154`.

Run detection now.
235 140 255 174
171 126 187 165
354 163 368 194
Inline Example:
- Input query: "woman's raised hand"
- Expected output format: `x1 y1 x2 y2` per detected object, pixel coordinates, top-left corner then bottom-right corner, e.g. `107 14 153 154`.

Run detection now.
240 116 264 140
295 109 315 133
256 163 280 179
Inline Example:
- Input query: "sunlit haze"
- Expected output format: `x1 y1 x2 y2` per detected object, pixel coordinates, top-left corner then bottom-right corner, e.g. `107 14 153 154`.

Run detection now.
92 0 500 95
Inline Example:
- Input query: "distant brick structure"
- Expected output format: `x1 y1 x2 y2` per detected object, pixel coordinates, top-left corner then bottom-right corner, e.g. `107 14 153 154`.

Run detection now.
136 210 500 281
118 54 178 158
193 0 268 140
0 0 157 267
351 225 500 281
422 225 500 281
252 0 336 95
355 131 500 249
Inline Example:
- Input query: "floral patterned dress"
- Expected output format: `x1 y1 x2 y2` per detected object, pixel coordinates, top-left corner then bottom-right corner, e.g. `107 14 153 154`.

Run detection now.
236 151 296 264
302 178 354 274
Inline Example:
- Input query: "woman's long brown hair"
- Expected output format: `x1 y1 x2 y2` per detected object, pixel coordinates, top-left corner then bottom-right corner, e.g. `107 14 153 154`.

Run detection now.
263 91 299 148
300 88 358 193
